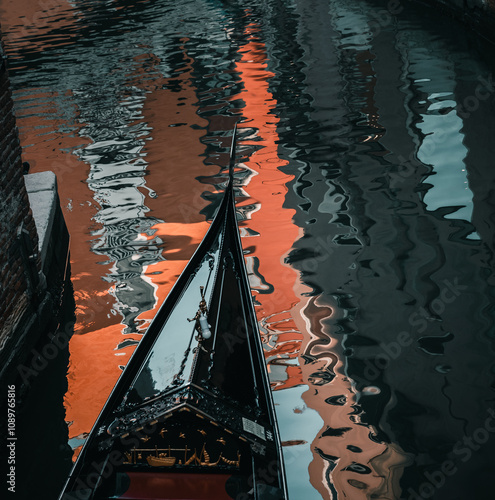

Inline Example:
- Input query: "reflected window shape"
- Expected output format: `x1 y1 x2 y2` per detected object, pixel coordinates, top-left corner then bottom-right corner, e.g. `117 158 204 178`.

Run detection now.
406 49 478 239
417 102 472 222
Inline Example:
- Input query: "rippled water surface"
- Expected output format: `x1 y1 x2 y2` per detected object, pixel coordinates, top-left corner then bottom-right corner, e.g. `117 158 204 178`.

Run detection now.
2 0 495 498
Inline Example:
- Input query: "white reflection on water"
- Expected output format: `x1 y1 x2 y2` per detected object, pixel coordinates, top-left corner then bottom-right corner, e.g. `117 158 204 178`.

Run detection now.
408 49 475 233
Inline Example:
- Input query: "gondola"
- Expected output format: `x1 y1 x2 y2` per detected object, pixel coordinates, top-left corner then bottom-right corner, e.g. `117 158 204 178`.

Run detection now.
59 127 288 500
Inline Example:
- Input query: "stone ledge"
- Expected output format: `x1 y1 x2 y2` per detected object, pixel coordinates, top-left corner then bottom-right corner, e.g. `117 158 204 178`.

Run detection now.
24 171 58 267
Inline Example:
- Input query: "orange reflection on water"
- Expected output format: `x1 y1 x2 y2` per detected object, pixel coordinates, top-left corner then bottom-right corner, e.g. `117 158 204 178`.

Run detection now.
5 86 112 335
125 41 214 328
0 0 84 57
233 21 412 499
233 24 302 390
134 221 211 329
65 44 213 446
294 294 412 499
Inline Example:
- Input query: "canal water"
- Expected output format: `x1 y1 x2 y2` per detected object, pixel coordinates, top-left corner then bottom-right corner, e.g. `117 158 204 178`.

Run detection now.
1 0 495 498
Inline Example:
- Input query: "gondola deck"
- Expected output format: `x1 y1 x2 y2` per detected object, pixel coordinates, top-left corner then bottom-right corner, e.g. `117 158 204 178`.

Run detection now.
59 127 288 500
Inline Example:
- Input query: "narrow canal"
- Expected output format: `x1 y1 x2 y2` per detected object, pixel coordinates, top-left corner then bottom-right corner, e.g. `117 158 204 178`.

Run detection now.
1 0 495 498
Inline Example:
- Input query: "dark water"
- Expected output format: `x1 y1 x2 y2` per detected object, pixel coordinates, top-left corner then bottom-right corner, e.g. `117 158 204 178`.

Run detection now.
2 0 495 498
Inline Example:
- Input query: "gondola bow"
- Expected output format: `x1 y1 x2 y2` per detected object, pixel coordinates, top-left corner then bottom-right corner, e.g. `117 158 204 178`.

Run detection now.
59 127 288 500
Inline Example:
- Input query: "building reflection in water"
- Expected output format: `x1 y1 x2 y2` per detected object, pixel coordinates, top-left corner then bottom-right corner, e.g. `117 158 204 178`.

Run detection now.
228 17 413 499
67 38 214 445
231 22 301 390
294 293 412 499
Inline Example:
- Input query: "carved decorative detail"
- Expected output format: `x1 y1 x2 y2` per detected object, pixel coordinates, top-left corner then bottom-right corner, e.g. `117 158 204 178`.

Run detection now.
109 385 268 441
122 443 240 469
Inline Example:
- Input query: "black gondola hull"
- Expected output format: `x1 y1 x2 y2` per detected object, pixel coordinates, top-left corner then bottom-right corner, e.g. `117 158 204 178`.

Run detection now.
59 128 287 500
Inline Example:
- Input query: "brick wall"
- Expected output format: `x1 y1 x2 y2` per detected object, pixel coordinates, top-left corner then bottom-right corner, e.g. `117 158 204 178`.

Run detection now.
0 37 40 351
